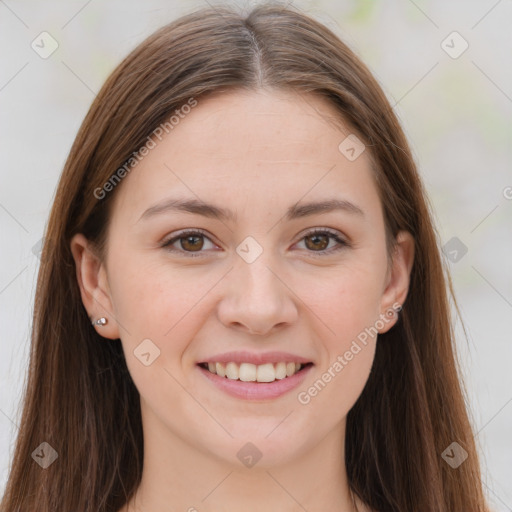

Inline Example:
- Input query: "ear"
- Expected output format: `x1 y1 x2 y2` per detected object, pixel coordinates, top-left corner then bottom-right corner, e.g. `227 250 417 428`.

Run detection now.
378 230 415 334
70 233 120 339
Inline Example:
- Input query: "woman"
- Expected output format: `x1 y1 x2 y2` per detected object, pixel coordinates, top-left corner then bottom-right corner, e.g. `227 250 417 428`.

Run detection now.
0 3 490 511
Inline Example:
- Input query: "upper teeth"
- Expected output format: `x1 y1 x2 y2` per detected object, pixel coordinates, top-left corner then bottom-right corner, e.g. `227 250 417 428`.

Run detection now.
206 362 302 382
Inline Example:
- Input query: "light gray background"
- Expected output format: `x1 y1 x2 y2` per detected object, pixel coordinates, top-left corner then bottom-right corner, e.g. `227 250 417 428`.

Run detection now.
0 0 511 509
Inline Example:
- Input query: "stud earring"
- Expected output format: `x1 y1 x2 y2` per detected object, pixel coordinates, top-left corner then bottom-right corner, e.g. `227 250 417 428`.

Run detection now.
91 317 108 326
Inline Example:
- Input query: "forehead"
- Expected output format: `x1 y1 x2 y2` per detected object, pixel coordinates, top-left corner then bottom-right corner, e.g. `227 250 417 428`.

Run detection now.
169 88 349 158
109 88 381 225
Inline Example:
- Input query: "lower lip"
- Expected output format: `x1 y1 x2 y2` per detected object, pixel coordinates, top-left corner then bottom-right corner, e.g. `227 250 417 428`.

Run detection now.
197 364 313 401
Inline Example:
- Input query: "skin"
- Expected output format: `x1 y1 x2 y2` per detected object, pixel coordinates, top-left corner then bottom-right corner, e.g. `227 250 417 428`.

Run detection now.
71 88 414 512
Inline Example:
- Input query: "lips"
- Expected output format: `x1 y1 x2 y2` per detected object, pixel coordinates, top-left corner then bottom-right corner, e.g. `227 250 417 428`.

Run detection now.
196 350 314 400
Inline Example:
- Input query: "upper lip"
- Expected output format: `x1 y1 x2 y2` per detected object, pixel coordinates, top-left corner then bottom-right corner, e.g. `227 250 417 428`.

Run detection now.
197 351 313 366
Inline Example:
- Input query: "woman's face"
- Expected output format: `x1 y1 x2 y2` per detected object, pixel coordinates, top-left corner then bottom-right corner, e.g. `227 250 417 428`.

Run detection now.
76 89 413 468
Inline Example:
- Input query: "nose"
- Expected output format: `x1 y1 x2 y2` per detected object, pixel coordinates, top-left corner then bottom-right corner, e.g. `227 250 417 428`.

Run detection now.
217 253 299 336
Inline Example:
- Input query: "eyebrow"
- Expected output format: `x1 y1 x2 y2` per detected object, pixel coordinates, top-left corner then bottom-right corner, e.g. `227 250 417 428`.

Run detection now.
138 197 365 223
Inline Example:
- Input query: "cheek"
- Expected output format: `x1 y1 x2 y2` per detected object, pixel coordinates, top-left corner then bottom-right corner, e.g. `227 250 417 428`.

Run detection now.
107 254 223 366
296 277 378 419
291 262 383 412
106 258 212 419
294 258 385 341
297 341 376 421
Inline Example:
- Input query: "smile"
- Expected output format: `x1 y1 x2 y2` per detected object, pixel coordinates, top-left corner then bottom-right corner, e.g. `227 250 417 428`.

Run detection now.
197 361 314 400
199 361 310 382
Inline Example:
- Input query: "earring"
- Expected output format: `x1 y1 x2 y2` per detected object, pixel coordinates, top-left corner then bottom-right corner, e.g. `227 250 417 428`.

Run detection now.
91 317 108 326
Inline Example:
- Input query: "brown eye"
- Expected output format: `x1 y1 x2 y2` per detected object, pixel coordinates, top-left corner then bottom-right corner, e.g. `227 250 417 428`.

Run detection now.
162 230 216 256
180 234 204 251
304 233 330 251
295 229 349 255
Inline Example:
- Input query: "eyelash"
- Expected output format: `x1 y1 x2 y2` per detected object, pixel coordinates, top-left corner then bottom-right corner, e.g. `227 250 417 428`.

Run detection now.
160 228 349 258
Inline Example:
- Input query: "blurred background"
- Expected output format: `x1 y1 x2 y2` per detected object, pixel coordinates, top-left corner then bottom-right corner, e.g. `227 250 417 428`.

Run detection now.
0 0 511 509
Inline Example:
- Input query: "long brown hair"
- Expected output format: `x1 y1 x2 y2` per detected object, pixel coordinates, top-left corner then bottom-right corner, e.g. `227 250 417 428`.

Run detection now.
1 3 490 511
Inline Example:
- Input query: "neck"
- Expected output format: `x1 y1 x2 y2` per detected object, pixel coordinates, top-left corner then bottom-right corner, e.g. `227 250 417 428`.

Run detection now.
121 402 361 512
